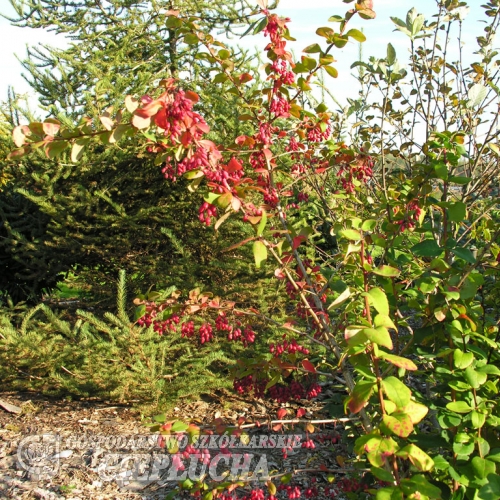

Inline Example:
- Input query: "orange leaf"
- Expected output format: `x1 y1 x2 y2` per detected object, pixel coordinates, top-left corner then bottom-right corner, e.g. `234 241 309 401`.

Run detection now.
131 113 152 130
185 90 200 103
42 121 60 137
239 73 253 84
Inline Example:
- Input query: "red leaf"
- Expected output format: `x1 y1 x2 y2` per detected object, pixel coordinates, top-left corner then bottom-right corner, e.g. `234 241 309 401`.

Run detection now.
263 148 273 161
272 423 283 432
225 157 243 172
292 235 306 250
296 408 306 418
277 408 288 419
301 359 316 373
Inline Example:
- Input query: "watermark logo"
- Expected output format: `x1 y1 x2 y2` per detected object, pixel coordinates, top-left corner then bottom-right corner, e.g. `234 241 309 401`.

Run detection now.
16 433 305 487
17 434 61 480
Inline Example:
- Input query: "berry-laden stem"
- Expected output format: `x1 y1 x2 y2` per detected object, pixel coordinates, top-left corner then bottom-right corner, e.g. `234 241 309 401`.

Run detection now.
263 156 372 432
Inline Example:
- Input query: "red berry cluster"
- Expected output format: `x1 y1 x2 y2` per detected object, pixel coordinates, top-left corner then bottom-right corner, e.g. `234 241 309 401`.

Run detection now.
306 123 332 143
277 484 302 499
336 152 374 194
270 95 291 118
267 381 321 403
199 201 218 226
137 311 181 335
394 199 422 231
303 486 319 498
233 375 267 398
215 313 257 346
199 323 214 344
271 58 295 87
181 320 195 338
269 338 309 357
301 438 315 449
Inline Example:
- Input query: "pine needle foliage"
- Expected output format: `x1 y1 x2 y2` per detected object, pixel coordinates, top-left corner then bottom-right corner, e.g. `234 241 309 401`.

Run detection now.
0 271 245 409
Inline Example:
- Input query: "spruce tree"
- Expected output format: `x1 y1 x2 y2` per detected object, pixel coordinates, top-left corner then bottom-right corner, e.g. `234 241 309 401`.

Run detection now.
1 0 262 303
7 0 255 119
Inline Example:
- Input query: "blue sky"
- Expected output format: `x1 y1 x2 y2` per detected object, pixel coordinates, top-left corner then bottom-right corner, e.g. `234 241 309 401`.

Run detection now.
0 0 489 114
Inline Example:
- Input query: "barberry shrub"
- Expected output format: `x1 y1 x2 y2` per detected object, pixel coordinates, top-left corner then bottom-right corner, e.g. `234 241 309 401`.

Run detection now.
8 0 500 498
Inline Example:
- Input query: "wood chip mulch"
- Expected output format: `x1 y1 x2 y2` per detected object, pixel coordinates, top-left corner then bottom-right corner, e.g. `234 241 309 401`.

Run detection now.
0 391 356 499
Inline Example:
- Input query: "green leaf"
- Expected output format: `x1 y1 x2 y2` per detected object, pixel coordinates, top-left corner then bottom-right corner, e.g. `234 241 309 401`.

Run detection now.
383 376 411 408
396 444 434 472
464 366 487 389
386 43 396 65
256 211 267 237
453 349 474 369
434 162 448 180
452 247 476 263
383 412 414 437
376 487 403 500
134 304 146 321
316 26 335 39
378 352 418 371
478 474 500 500
204 192 220 204
171 421 189 432
323 65 338 78
372 265 400 277
471 410 487 429
253 16 268 35
339 229 362 240
362 327 393 350
346 28 366 42
446 401 473 413
467 83 487 108
371 466 395 483
365 436 399 467
374 314 397 331
361 219 377 231
218 49 230 60
367 287 389 316
303 43 321 53
400 475 442 499
472 457 496 480
71 138 89 162
449 175 472 185
183 33 199 45
347 380 375 413
411 239 443 258
45 140 69 159
448 202 467 223
253 240 267 268
302 56 316 71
